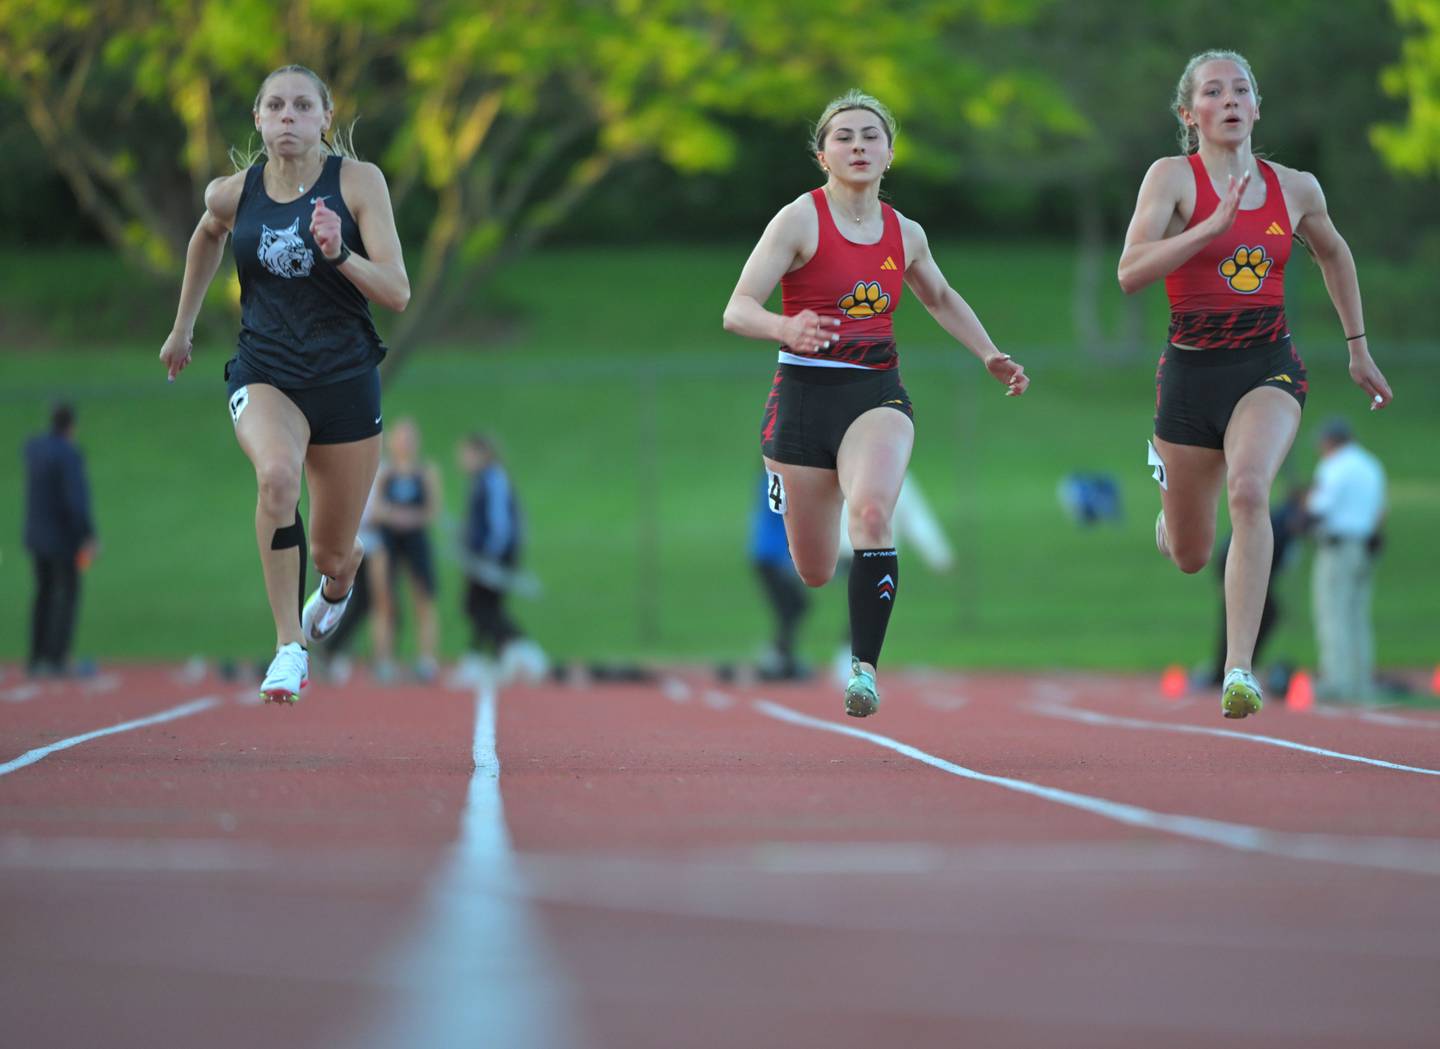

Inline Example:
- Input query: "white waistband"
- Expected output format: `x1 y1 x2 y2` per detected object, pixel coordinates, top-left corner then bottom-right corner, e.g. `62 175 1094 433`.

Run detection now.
776 350 870 370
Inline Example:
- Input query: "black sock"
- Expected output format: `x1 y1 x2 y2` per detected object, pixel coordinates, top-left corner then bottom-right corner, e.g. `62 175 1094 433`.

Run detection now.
848 548 897 667
321 576 351 604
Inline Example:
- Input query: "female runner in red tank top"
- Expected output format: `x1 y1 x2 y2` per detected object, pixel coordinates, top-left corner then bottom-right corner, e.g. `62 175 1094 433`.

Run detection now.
1118 50 1393 720
724 90 1029 718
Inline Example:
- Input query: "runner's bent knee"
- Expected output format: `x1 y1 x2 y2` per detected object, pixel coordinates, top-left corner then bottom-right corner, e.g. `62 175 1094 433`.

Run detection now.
256 459 302 516
848 499 893 547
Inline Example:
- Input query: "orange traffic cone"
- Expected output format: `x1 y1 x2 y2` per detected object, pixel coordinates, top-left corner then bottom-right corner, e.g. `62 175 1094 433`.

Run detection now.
1286 668 1315 712
1431 666 1440 697
1161 664 1187 699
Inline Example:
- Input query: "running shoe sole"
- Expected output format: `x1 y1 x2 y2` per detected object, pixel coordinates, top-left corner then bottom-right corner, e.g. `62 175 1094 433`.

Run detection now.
1221 679 1262 719
845 681 879 718
260 678 309 706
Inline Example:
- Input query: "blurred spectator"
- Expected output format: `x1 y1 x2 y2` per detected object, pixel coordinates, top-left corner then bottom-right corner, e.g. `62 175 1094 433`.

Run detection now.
453 434 547 686
750 471 811 680
1200 487 1307 688
23 403 95 677
371 418 442 682
1306 418 1386 702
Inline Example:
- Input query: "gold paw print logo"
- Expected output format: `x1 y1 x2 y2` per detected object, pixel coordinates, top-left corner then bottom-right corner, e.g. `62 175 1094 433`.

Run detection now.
838 281 890 319
1219 245 1272 294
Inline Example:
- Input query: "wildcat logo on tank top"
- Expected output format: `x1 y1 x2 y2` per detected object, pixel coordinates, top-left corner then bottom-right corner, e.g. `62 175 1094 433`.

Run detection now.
258 218 315 279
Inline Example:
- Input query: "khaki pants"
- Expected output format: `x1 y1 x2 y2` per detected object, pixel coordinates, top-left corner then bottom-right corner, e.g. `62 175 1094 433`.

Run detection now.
1312 538 1375 701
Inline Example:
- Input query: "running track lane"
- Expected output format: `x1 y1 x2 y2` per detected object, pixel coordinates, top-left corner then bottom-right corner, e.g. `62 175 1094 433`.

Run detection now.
495 671 1440 1048
1 668 475 1049
3 668 1440 1047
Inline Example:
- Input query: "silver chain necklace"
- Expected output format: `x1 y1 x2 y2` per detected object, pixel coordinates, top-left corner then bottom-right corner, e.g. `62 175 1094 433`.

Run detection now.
274 156 324 197
825 186 873 225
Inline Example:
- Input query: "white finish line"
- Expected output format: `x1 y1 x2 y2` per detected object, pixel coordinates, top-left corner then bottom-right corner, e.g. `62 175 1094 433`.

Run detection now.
755 699 1440 876
0 697 220 777
1031 702 1440 777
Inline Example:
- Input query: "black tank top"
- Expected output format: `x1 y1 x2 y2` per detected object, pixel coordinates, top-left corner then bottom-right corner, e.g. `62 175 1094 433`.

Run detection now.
382 467 428 511
232 154 386 388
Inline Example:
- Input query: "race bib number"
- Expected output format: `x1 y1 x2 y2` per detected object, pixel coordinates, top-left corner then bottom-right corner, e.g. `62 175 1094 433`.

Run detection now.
765 468 787 515
229 386 250 425
1146 439 1167 491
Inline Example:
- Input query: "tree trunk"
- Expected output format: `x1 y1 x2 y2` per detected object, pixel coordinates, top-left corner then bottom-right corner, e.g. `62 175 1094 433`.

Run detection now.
1072 173 1104 356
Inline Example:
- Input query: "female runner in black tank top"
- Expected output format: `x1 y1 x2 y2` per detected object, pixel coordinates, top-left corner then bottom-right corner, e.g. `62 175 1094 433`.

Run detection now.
1118 50 1392 720
158 65 410 704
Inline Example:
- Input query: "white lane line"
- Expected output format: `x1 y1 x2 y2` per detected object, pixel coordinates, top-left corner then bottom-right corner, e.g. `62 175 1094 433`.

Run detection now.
746 840 1213 875
1312 705 1440 731
367 680 580 1049
0 673 124 703
0 697 220 777
1359 709 1440 731
754 699 1440 876
0 837 283 873
1030 702 1440 777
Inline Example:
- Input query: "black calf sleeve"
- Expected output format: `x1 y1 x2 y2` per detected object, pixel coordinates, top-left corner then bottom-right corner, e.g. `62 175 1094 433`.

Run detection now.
270 510 307 620
848 548 898 667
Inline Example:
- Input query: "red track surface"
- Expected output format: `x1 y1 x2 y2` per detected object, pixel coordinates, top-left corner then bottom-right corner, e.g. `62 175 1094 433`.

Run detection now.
3 664 1439 1048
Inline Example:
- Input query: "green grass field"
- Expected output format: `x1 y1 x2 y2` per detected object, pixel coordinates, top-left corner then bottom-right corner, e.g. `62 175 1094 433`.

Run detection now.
2 241 1435 674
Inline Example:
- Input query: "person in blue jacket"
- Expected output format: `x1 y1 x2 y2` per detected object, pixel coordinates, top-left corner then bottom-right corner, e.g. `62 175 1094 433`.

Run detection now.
22 403 96 676
751 472 811 680
456 433 547 683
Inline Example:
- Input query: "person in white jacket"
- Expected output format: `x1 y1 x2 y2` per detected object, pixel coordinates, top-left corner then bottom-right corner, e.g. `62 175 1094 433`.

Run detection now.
1306 418 1386 701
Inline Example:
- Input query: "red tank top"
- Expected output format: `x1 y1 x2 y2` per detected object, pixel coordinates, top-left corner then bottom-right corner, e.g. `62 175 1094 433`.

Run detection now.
780 188 906 369
1164 155 1292 349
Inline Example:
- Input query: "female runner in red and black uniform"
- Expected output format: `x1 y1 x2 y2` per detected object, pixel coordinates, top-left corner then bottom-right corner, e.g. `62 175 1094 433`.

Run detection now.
159 65 410 704
1119 50 1392 719
724 90 1029 717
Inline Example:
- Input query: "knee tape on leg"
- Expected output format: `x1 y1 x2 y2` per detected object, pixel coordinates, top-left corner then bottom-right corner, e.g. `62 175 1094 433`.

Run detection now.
270 511 308 618
270 513 305 551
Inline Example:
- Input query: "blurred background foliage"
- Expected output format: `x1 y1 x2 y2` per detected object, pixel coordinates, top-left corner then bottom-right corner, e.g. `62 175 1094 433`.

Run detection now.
2 0 1439 351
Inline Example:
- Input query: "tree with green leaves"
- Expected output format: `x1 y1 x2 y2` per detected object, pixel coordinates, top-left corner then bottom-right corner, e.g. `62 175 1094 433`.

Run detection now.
0 0 1080 370
1374 0 1440 176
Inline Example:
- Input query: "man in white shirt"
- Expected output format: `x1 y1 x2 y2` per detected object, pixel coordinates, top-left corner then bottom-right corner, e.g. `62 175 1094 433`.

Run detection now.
1306 418 1386 701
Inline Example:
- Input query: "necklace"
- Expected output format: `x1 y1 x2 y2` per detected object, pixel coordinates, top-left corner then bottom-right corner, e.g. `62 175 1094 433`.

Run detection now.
825 185 873 225
272 155 324 197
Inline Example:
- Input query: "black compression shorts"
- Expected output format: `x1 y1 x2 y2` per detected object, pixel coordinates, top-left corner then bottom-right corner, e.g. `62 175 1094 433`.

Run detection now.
1153 338 1307 450
380 527 436 597
225 357 382 446
760 364 913 469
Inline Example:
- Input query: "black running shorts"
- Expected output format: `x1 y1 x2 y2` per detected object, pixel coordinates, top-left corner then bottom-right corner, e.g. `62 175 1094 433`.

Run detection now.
380 527 437 597
225 357 383 446
760 364 913 469
1153 338 1307 450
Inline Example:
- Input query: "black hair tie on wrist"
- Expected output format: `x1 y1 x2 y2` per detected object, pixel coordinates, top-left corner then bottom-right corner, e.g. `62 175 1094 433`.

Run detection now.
1345 332 1366 341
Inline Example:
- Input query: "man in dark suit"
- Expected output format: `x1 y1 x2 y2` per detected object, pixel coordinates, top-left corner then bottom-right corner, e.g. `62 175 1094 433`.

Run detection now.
23 403 95 676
